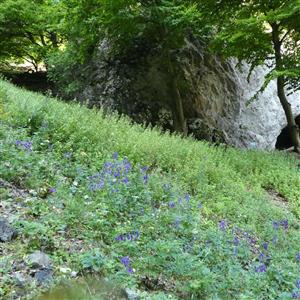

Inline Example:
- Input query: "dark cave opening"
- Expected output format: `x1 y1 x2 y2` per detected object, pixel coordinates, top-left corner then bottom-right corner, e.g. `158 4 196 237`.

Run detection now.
1 71 54 94
275 115 300 150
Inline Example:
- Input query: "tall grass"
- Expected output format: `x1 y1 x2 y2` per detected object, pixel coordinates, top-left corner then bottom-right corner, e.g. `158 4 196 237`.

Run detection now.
1 80 299 218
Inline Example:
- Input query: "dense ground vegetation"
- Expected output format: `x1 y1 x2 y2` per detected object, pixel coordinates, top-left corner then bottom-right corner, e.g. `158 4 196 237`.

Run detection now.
0 80 300 299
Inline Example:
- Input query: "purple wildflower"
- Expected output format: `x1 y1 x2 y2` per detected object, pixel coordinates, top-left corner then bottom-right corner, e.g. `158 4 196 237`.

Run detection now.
112 152 119 160
233 236 239 246
114 171 121 178
219 219 228 231
143 174 149 184
258 252 265 262
297 252 300 261
123 177 129 184
255 263 267 273
296 279 300 289
115 231 139 242
185 193 190 202
97 179 105 189
169 201 176 208
273 221 280 230
104 161 112 169
115 235 124 241
23 141 32 150
140 166 148 173
197 203 203 209
280 219 288 230
120 256 134 274
248 237 256 246
243 231 249 239
292 292 300 299
15 140 32 151
262 242 269 251
123 161 131 172
120 256 130 268
89 174 100 180
127 266 134 274
49 187 56 193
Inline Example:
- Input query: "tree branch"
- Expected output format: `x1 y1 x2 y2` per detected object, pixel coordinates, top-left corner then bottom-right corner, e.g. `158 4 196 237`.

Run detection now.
40 34 47 47
280 29 292 44
24 31 40 46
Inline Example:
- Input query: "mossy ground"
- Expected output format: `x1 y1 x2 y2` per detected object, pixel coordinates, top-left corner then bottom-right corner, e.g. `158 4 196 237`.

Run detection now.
0 80 300 299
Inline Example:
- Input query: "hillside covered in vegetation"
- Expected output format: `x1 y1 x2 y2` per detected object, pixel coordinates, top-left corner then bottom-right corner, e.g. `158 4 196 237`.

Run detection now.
1 1 300 152
0 80 300 299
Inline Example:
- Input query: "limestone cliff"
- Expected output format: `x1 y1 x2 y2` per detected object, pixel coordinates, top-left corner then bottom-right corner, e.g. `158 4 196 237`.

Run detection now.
79 39 300 150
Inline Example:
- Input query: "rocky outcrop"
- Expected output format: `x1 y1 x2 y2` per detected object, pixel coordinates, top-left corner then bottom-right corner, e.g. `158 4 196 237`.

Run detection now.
79 39 300 150
0 218 17 242
182 45 300 149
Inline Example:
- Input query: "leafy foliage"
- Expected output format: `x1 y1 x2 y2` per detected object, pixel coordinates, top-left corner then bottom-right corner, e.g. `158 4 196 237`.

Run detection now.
0 0 63 69
58 0 204 60
200 0 300 92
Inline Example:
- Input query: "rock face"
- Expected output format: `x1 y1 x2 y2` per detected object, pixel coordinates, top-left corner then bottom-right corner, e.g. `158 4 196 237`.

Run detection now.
0 218 17 242
79 39 300 150
27 251 52 268
213 61 300 149
183 52 300 149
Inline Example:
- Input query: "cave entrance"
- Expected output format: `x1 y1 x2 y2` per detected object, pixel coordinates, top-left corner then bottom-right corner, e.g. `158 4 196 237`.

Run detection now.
0 70 54 94
275 115 300 150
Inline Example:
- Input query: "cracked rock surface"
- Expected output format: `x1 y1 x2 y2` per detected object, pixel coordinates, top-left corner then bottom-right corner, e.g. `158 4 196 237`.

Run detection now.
0 218 17 242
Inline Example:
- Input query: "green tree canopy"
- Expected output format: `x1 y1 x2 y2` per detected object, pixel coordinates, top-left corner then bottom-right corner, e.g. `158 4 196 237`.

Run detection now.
59 0 204 61
0 0 63 70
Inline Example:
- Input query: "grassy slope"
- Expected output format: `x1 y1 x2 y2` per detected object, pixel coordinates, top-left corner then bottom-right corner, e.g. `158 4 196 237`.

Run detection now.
0 80 300 299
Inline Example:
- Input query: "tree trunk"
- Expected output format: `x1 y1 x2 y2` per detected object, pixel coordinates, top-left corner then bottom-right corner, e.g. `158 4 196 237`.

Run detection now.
166 51 187 135
170 76 187 135
49 32 59 48
271 23 300 153
40 35 47 47
277 77 300 152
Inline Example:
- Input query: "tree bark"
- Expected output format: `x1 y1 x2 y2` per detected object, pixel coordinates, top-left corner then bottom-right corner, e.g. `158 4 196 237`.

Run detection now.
271 23 300 153
49 32 59 48
166 51 187 135
170 76 187 135
40 34 47 47
276 77 300 152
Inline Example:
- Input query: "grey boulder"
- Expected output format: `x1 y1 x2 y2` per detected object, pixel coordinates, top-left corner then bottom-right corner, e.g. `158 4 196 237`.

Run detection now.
0 218 17 242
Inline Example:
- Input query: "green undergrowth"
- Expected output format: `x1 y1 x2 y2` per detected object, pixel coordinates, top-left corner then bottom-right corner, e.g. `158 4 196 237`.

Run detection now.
0 80 300 299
